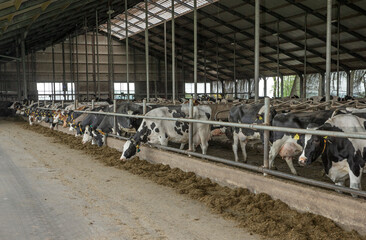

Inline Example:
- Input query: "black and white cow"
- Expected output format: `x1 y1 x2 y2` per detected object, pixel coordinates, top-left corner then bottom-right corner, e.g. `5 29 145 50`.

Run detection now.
298 114 365 195
269 110 334 175
120 105 212 160
228 103 276 162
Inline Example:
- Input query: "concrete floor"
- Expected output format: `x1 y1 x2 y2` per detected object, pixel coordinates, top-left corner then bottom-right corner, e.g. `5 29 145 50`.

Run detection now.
0 120 263 240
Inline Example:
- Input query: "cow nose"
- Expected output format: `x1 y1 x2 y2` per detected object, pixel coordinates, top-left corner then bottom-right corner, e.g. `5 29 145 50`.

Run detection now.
298 156 307 166
120 155 127 161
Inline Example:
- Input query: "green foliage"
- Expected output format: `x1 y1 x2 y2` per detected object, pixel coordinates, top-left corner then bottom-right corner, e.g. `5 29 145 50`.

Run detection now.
272 75 298 97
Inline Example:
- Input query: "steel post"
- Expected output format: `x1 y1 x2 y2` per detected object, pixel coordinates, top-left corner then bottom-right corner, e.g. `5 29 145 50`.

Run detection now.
92 29 96 98
61 100 64 108
21 39 27 100
143 98 147 115
107 7 114 100
171 0 175 101
303 14 307 99
84 22 89 101
96 10 101 99
125 0 130 102
336 2 340 97
62 41 66 100
326 0 332 103
188 98 193 151
234 33 237 99
52 45 55 101
193 0 197 99
204 42 207 95
263 97 270 175
69 35 74 101
91 99 95 109
75 31 80 100
15 41 21 101
164 21 167 99
113 99 117 135
145 0 150 102
254 0 260 102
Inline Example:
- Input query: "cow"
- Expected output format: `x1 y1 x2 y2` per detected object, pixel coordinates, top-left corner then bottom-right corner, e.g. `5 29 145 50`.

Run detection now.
227 103 276 163
298 114 365 196
80 106 110 144
120 105 212 160
269 110 334 175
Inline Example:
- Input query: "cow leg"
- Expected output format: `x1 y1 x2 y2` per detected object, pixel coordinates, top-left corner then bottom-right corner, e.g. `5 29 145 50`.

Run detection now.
180 143 185 150
349 169 362 197
239 140 248 163
232 133 239 162
335 180 345 194
269 139 286 170
284 156 297 175
200 141 208 155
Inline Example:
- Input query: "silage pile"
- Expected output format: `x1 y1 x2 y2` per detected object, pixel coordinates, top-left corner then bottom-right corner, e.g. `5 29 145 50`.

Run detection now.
22 122 365 240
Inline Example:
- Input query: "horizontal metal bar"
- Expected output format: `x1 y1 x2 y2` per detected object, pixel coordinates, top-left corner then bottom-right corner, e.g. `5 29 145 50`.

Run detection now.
108 133 366 198
0 54 21 61
67 109 366 140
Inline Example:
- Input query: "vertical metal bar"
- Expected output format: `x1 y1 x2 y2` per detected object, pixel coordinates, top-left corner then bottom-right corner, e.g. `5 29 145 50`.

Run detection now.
254 0 260 102
303 13 307 99
154 58 157 98
133 46 137 99
143 98 147 115
336 2 340 97
62 41 66 100
276 21 280 99
96 10 101 99
61 100 64 108
107 6 114 100
0 64 2 100
281 74 284 98
92 27 96 98
21 39 27 100
75 32 80 100
264 77 267 96
52 44 55 101
113 99 117 134
326 0 332 103
125 0 130 102
84 19 89 102
16 42 21 101
164 21 167 99
216 36 219 100
193 0 197 99
69 35 74 101
181 47 184 98
171 0 175 102
188 98 193 151
346 70 351 96
4 63 7 101
234 33 237 99
145 0 150 102
204 42 207 95
263 97 270 175
91 99 95 109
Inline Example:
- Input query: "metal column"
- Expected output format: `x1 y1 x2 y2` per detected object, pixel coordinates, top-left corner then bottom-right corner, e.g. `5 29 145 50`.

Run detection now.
193 0 197 99
336 2 340 97
125 0 130 101
75 33 80 100
234 33 237 99
96 10 101 99
21 39 27 100
204 42 207 95
107 6 114 100
303 14 307 99
263 97 270 175
145 0 150 102
254 0 260 102
84 20 89 101
92 28 96 98
15 42 21 101
62 41 66 100
325 0 332 102
69 35 74 101
171 0 175 102
164 21 167 99
52 45 55 101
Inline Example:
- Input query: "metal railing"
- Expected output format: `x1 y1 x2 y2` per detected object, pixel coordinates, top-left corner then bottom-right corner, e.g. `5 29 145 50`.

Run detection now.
33 98 366 197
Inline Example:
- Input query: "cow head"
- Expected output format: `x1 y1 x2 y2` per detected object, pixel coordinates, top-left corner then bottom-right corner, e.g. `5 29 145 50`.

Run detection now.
92 131 104 147
120 139 140 160
298 125 328 166
82 125 93 144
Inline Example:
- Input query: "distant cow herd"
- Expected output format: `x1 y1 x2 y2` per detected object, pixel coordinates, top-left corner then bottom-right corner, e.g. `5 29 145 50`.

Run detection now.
6 98 366 196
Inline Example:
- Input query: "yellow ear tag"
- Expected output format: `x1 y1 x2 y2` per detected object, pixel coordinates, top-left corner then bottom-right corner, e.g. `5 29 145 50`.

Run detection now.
136 144 141 152
294 134 300 140
258 116 263 120
324 136 328 139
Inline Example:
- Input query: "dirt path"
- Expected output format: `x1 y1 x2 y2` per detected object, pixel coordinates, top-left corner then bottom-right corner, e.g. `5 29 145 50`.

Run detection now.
0 120 261 240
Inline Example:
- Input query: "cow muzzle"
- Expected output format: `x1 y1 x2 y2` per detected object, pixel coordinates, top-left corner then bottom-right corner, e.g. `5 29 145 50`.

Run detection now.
298 156 308 166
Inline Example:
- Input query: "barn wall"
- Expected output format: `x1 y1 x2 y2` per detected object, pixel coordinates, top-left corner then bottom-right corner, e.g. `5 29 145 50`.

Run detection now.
0 32 190 101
